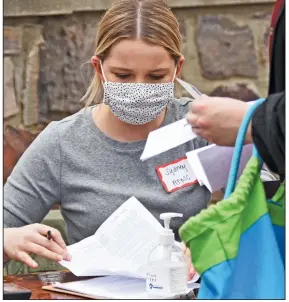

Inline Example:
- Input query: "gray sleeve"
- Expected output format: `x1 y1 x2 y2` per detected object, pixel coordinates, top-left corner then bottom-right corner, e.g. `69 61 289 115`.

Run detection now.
4 122 61 228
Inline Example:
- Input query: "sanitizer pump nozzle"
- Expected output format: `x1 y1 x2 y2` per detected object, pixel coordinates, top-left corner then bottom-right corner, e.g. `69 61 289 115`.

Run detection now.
159 213 183 259
161 212 183 229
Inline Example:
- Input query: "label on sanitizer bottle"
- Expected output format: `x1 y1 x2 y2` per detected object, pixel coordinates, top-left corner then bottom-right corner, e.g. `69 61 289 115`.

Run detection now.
146 263 187 297
146 268 170 295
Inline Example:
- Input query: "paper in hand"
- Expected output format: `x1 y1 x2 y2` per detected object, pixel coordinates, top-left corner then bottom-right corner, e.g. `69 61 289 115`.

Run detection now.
176 78 202 99
140 79 202 161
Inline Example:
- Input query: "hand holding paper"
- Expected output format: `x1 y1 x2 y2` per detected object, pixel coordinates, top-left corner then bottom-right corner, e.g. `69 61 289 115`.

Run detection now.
140 79 202 161
186 95 255 146
45 197 201 299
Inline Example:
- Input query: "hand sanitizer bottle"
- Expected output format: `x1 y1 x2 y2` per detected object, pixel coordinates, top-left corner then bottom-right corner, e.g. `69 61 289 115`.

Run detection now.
146 213 188 298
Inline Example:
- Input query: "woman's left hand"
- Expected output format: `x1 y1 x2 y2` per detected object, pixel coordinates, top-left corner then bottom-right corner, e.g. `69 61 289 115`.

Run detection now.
180 242 196 281
186 95 252 146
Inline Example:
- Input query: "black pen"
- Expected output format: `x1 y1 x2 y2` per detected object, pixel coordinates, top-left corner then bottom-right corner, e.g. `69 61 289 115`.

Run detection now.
47 230 52 240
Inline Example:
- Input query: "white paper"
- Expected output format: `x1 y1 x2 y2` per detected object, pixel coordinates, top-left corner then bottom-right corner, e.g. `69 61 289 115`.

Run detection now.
176 78 202 99
185 145 215 190
53 275 200 299
140 118 197 161
54 276 150 299
60 197 164 278
58 197 200 298
140 79 203 161
186 144 253 192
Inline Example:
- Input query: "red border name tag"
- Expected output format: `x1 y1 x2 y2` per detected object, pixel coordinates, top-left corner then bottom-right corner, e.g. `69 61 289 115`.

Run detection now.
156 157 197 193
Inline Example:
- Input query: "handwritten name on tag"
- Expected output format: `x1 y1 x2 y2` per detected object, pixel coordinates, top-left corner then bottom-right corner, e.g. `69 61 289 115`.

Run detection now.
156 157 197 193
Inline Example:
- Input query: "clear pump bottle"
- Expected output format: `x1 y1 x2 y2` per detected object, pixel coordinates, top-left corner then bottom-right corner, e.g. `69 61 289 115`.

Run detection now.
146 213 188 298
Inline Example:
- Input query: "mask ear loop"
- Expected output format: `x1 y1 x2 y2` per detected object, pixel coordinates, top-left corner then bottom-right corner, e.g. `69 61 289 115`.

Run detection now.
172 67 177 83
99 60 109 105
99 61 108 83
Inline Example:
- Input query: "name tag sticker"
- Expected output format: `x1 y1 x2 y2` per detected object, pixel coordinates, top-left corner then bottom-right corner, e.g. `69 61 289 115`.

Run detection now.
156 157 197 193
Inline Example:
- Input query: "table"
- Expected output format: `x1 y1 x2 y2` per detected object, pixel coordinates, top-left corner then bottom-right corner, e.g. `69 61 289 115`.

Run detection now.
4 271 198 300
4 271 91 300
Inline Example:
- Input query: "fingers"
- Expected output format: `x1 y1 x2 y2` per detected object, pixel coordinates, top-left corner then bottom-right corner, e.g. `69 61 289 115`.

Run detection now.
35 224 67 252
180 242 194 281
185 250 196 281
191 100 207 113
187 108 210 130
184 246 191 263
188 96 212 132
187 120 213 142
186 112 198 127
16 251 38 269
192 127 203 137
35 233 71 261
25 242 64 262
4 225 72 267
188 265 196 281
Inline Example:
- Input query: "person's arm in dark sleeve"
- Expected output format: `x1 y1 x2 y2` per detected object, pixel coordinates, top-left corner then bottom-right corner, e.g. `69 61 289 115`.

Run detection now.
251 91 285 177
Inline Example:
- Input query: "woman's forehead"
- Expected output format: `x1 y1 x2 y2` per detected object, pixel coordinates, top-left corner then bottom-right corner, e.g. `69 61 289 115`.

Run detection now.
105 39 174 70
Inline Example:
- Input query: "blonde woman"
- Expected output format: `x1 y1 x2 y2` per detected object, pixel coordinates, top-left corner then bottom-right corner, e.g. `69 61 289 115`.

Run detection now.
4 0 209 274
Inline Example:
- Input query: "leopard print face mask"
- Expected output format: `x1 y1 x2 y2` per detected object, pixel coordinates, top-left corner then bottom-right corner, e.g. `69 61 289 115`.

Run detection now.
101 63 176 125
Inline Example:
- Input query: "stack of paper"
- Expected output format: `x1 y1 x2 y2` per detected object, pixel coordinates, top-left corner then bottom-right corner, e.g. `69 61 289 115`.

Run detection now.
186 144 253 192
46 197 200 299
47 275 200 299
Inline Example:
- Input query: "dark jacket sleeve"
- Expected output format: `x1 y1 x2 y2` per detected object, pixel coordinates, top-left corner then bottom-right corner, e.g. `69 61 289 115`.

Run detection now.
251 1 285 179
252 92 285 178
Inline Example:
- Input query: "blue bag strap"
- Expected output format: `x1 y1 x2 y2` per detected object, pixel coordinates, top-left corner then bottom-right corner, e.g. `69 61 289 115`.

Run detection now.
224 98 266 199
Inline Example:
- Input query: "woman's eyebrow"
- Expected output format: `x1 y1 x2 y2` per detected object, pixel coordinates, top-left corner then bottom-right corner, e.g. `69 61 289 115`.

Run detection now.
150 68 170 73
109 67 170 73
110 67 132 72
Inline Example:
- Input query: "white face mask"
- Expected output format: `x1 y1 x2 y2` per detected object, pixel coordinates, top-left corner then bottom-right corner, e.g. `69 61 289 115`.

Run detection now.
101 63 176 125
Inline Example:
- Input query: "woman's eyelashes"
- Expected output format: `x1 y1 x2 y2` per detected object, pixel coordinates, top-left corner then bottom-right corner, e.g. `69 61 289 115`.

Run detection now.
113 73 166 81
114 73 130 79
150 74 165 80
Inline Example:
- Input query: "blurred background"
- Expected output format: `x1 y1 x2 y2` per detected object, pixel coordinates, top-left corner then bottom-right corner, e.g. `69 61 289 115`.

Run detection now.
4 0 274 182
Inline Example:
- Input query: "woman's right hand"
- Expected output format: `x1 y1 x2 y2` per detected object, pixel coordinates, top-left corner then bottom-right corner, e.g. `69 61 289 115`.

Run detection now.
4 224 71 268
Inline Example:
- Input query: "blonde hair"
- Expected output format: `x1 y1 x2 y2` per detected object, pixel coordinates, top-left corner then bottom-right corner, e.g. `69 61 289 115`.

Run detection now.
81 0 182 106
